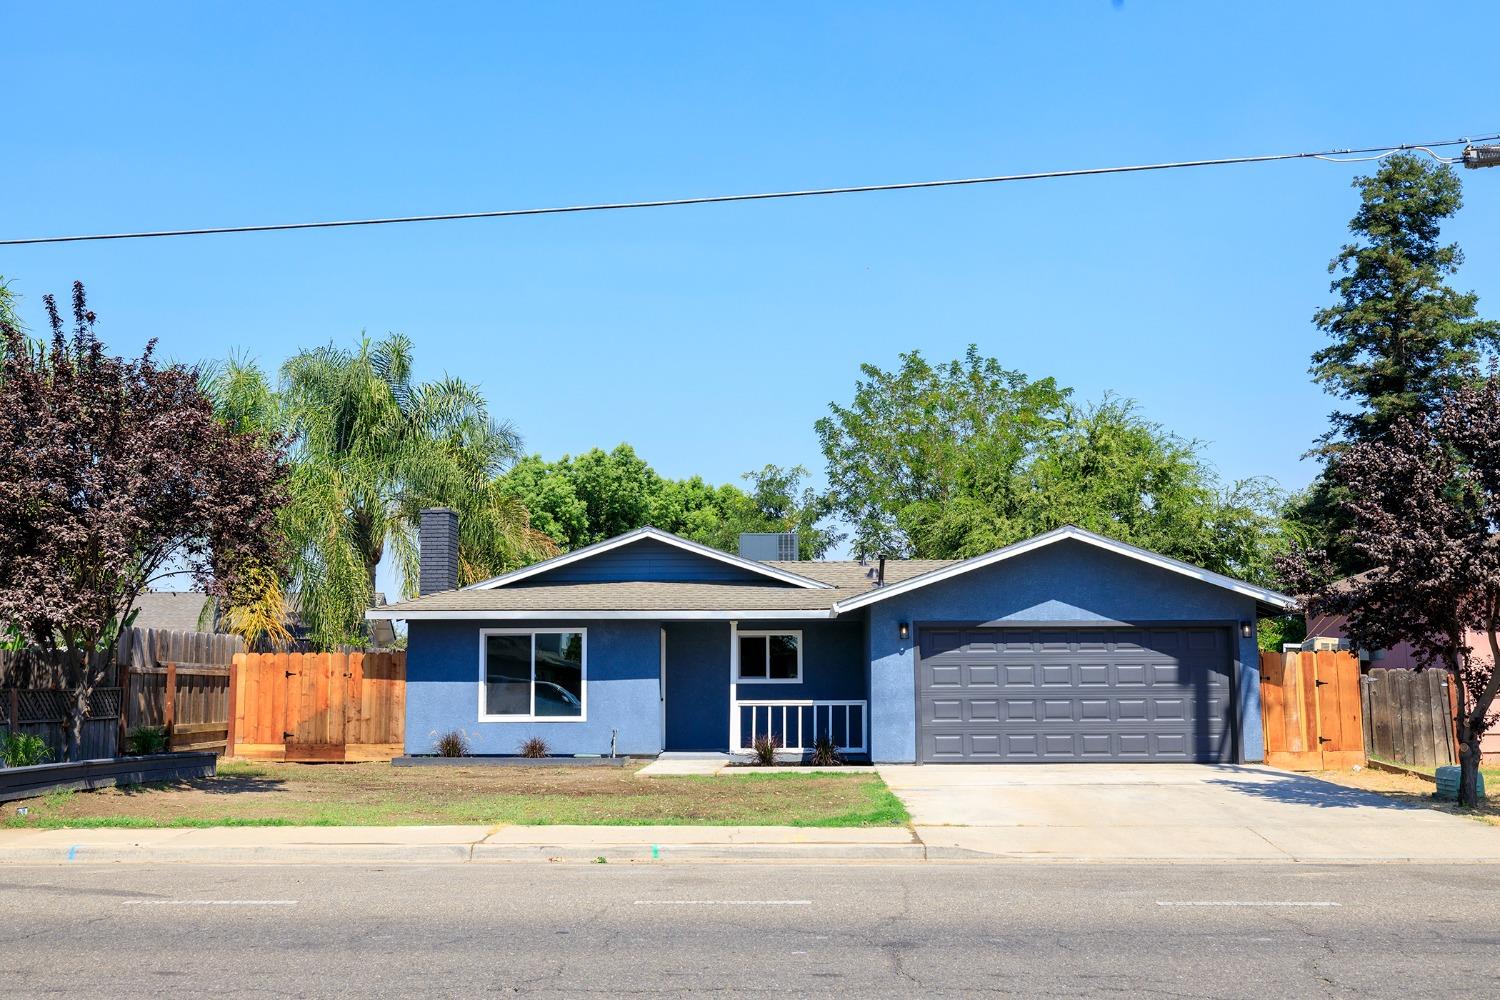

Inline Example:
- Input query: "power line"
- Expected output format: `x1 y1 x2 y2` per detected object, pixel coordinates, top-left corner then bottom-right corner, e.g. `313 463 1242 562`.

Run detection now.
3 132 1496 247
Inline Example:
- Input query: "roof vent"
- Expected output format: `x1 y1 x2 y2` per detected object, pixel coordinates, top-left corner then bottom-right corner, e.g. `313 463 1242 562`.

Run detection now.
738 531 799 561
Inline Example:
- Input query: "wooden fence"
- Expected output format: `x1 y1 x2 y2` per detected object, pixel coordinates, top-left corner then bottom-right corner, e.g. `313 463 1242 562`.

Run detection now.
0 687 121 761
231 650 405 762
1361 667 1459 768
117 629 244 744
1260 649 1366 770
0 632 405 763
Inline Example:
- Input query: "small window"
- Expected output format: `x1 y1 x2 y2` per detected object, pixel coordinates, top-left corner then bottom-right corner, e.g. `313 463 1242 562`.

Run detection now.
737 631 801 683
481 629 586 721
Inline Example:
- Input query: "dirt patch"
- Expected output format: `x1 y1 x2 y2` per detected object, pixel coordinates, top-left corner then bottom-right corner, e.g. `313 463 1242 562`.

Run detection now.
1312 766 1500 825
4 759 909 828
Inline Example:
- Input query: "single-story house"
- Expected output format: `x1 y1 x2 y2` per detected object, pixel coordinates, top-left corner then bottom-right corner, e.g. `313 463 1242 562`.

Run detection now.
368 509 1294 763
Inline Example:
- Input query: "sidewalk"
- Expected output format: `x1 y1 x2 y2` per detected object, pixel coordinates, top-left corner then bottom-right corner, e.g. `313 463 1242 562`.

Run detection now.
0 824 924 865
4 817 1499 864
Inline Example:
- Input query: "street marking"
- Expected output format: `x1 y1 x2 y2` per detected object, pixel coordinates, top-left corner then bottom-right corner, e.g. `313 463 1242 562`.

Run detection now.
633 900 811 906
123 900 298 907
1155 901 1340 907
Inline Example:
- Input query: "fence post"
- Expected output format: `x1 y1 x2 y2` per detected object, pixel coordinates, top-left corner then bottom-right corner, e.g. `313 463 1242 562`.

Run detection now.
225 655 239 758
117 659 130 753
6 688 16 737
164 661 177 743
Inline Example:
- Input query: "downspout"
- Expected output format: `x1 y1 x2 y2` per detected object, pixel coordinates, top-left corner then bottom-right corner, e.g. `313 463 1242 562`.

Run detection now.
729 619 740 753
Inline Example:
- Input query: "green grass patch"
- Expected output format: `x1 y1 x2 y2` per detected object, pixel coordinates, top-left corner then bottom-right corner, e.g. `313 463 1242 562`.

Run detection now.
2 761 910 829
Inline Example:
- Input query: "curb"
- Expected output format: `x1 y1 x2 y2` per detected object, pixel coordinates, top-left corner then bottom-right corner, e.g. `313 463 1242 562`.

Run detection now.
0 841 926 866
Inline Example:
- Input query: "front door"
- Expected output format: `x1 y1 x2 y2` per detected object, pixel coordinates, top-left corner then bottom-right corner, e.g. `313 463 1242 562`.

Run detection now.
663 623 730 751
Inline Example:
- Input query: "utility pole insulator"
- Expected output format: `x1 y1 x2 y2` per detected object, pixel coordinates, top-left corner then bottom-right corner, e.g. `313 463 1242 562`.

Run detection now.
1462 144 1500 169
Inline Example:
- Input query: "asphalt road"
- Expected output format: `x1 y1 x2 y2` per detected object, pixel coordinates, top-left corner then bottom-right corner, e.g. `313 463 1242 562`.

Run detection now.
2 862 1497 998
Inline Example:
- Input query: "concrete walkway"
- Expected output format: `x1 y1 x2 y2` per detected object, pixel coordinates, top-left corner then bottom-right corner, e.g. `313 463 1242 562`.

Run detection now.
635 758 878 776
0 824 921 865
878 763 1500 862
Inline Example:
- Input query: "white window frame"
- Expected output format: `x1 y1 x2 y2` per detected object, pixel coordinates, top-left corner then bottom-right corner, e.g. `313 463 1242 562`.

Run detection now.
734 629 803 685
478 627 589 722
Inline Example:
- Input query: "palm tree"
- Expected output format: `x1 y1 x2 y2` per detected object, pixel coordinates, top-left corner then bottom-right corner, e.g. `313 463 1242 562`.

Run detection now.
213 335 555 647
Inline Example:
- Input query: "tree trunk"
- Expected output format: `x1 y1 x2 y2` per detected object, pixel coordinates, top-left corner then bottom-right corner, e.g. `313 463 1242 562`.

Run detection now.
66 684 88 762
1458 738 1482 809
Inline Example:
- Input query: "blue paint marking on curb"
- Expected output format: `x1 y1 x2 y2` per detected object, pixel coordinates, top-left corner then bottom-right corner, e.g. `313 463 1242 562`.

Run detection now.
651 845 660 860
67 846 78 861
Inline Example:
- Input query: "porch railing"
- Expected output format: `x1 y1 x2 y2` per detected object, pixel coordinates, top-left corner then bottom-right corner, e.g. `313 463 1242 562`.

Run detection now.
734 700 868 754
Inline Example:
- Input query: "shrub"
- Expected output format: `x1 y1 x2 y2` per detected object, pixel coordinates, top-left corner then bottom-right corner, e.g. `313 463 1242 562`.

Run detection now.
0 732 51 768
125 725 168 756
809 735 844 767
433 729 471 757
519 736 549 759
751 734 781 767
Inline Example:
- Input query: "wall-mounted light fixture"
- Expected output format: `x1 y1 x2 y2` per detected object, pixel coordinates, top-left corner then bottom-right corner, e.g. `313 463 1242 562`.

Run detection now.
898 622 910 640
1240 622 1253 639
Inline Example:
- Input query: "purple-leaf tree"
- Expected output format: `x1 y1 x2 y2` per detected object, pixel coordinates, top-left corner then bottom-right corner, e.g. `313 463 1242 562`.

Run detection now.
1281 373 1500 808
0 284 288 760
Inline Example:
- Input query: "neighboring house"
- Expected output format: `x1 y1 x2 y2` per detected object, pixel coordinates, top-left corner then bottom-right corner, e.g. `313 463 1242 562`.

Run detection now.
131 589 396 647
131 591 217 632
372 509 1292 763
1304 574 1499 761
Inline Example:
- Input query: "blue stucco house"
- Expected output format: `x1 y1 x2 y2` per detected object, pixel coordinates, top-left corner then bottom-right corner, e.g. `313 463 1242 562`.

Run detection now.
368 511 1294 764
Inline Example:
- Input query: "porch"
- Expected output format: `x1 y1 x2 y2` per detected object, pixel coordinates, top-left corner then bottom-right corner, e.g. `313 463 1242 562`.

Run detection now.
661 619 869 757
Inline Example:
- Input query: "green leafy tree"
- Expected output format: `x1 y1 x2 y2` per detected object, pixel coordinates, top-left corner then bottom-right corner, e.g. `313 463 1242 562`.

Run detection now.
1310 153 1499 446
498 449 841 559
816 346 1069 558
819 349 1287 580
0 277 19 331
215 335 555 647
1293 154 1497 577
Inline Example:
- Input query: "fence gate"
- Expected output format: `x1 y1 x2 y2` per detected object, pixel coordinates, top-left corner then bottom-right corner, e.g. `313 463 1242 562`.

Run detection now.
1260 650 1365 770
230 651 404 763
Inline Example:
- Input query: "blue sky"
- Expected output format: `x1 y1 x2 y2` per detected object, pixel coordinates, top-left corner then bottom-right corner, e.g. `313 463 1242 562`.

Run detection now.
5 2 1499 591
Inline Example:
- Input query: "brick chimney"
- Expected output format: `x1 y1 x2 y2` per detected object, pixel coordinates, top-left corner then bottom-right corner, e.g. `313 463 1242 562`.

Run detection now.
419 507 460 595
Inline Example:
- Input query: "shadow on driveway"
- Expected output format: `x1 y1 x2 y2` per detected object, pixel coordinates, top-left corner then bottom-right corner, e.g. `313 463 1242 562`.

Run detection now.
1206 770 1424 811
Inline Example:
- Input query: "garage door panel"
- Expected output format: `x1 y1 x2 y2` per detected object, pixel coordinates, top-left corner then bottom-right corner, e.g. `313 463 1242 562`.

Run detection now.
1078 664 1110 685
968 664 999 686
929 664 963 687
917 626 1234 763
1041 664 1073 685
968 700 1000 722
1079 699 1111 720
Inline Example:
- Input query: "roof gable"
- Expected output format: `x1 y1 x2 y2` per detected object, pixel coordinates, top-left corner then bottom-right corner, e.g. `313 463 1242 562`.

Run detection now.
466 527 832 591
831 525 1294 614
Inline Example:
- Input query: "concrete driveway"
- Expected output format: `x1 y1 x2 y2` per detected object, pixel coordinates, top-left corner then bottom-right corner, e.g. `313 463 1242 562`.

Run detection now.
877 763 1500 862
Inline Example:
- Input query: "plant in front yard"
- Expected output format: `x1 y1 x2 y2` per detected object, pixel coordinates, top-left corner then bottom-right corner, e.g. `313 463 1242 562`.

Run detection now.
1282 369 1500 809
519 736 549 759
125 726 168 756
432 729 471 757
809 735 843 767
750 735 781 767
0 284 289 760
0 732 51 768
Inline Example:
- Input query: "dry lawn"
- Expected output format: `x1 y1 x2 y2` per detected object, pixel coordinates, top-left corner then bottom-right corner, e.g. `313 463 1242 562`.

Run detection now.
1312 764 1500 826
3 759 909 829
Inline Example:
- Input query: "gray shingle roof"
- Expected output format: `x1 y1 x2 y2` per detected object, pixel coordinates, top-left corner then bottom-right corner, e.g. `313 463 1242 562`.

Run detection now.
132 591 215 631
373 559 957 614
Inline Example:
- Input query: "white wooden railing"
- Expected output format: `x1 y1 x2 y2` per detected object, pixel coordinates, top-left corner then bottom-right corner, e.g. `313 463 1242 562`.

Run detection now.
734 700 868 754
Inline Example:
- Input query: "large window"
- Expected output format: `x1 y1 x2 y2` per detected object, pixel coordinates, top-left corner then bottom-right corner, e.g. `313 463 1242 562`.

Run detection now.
480 629 586 721
736 630 801 683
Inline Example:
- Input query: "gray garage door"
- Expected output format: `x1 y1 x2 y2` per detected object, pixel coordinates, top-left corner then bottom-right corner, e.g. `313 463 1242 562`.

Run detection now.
917 627 1235 763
